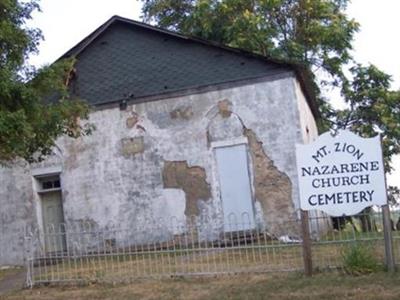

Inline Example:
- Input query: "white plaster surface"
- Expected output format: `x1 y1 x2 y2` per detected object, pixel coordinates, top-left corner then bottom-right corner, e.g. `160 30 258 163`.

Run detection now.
0 74 318 265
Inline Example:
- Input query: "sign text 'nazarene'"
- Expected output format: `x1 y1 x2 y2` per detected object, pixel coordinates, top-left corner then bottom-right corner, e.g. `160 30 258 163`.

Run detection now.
296 131 387 216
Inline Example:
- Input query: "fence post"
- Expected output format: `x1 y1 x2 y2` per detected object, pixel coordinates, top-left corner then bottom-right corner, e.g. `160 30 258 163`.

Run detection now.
382 204 395 272
301 210 312 276
23 226 33 288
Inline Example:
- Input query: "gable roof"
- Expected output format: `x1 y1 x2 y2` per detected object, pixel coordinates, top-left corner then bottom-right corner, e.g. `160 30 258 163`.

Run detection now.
60 15 319 117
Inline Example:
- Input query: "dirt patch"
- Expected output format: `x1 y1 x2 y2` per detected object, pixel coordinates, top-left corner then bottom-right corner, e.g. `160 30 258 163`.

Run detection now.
2 272 400 300
162 161 211 216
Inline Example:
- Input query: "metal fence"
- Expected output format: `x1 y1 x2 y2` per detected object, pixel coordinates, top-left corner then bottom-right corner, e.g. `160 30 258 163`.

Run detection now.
24 210 399 286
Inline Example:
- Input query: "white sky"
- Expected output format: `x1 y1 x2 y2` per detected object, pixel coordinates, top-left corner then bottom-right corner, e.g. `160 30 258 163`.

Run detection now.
28 0 400 188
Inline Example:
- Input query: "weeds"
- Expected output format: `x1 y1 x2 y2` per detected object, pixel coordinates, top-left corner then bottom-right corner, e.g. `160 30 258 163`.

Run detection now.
342 242 382 275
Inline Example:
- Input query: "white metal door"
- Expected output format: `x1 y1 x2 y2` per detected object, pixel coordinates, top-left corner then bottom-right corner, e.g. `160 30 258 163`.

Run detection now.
215 144 255 231
41 191 66 252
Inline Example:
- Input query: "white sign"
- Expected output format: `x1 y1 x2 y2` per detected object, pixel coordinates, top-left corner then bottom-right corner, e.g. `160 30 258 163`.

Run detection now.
296 130 387 216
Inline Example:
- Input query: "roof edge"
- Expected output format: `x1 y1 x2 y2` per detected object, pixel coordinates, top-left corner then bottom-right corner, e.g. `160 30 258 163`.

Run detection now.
89 70 295 110
293 66 321 119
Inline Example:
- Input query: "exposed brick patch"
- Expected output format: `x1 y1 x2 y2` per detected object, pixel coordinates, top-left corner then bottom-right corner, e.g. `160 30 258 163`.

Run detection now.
217 99 232 118
162 161 211 216
170 106 193 120
126 113 139 129
121 137 144 157
244 128 297 236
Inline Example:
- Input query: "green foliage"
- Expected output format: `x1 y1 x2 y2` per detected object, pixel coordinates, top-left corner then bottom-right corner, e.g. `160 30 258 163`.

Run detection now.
0 0 92 164
337 64 400 172
142 0 359 85
141 0 400 176
342 243 381 275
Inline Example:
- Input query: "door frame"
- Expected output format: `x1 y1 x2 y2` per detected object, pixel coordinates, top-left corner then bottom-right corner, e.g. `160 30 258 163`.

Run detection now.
210 137 256 229
39 189 66 253
32 172 67 253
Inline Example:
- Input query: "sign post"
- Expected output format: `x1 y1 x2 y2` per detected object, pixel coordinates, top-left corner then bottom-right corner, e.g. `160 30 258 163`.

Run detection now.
382 204 395 272
380 135 395 272
300 209 312 276
296 130 394 272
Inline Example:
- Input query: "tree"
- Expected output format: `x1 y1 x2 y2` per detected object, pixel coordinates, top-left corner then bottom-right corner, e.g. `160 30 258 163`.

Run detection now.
142 0 358 89
0 0 92 164
338 64 400 172
141 0 400 173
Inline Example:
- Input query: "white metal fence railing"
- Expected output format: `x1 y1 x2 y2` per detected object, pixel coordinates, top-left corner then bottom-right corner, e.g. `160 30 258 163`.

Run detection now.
24 210 397 286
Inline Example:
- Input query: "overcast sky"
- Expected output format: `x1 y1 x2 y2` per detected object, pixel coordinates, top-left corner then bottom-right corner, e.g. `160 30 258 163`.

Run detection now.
28 0 400 187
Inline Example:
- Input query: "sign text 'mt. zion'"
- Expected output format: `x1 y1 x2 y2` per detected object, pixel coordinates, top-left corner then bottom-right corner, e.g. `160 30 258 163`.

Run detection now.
295 130 387 216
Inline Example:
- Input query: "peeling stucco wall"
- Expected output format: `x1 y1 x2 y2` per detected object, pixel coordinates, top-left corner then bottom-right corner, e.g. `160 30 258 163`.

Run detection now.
121 136 145 157
0 74 318 266
244 129 297 236
206 100 298 236
0 163 36 266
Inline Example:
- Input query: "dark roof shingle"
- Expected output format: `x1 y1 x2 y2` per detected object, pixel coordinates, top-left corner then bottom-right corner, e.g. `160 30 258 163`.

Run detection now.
61 16 318 117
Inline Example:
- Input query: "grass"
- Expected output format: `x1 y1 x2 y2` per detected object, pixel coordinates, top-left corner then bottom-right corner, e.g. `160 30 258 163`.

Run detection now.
23 217 400 287
28 235 394 285
342 243 382 275
30 245 305 283
3 271 400 299
4 222 400 299
29 237 392 285
0 268 22 281
2 215 397 299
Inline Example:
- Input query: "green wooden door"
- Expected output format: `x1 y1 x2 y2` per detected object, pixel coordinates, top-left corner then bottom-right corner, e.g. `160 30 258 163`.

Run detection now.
41 191 66 252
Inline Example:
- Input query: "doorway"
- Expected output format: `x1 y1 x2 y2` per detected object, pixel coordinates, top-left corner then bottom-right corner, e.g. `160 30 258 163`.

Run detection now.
37 175 66 253
215 143 255 231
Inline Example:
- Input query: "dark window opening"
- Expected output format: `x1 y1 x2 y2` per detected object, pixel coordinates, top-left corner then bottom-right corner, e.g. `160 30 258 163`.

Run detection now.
38 176 61 191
